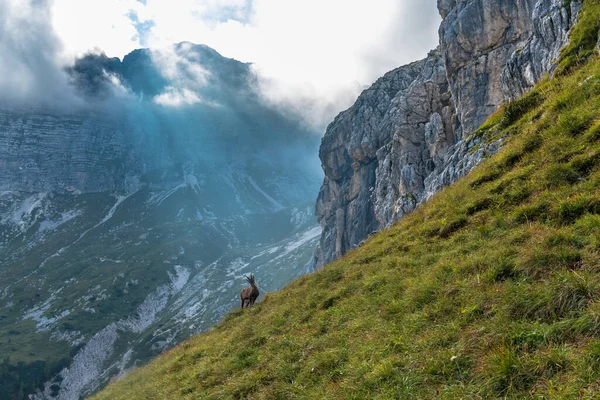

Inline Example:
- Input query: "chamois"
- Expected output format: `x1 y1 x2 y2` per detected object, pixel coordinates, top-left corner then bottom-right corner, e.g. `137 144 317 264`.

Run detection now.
240 274 259 308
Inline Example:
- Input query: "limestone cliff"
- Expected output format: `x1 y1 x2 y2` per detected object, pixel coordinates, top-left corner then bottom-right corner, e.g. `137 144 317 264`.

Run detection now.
0 108 137 193
314 0 581 268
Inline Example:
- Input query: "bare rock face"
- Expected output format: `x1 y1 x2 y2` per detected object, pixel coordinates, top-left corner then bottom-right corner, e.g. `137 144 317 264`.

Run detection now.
501 0 582 100
314 0 580 268
0 108 137 193
315 51 457 264
438 0 538 136
315 59 427 263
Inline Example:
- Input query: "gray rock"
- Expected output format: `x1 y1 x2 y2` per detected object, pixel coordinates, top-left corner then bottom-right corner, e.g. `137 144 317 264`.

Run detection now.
501 0 581 100
0 107 138 193
314 0 580 269
438 0 537 136
315 50 457 266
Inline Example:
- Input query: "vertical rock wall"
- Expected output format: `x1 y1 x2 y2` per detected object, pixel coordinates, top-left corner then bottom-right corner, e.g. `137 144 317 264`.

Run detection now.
314 0 581 268
0 108 136 193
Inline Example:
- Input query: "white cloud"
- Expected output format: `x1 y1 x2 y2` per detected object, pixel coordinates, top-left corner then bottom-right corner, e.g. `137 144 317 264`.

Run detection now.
0 0 80 107
149 44 223 108
132 0 441 128
51 0 143 62
11 0 440 126
153 87 202 107
150 44 211 89
135 0 439 86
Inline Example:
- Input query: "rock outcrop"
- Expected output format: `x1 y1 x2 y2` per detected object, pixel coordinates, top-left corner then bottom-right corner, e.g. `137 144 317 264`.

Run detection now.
0 108 137 193
438 0 537 135
501 0 582 100
314 0 581 268
315 51 457 264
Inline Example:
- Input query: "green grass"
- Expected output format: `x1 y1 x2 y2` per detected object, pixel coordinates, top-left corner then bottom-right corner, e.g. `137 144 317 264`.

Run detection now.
556 0 600 75
93 2 600 399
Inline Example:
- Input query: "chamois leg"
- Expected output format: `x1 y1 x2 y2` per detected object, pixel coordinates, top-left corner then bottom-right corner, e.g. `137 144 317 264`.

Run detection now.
240 297 245 309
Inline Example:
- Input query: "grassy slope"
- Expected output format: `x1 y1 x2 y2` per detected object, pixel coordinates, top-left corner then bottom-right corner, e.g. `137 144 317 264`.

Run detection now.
93 2 600 398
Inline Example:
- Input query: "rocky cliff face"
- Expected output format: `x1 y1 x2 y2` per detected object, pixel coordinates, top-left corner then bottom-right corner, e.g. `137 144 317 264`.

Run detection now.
0 108 137 193
314 0 581 268
315 51 457 264
501 0 582 99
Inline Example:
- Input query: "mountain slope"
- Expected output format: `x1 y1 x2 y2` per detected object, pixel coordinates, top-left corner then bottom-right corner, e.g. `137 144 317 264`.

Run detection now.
92 2 600 398
0 182 320 399
0 43 323 400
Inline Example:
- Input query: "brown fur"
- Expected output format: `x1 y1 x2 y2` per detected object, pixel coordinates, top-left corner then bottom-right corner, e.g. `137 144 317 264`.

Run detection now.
240 274 259 308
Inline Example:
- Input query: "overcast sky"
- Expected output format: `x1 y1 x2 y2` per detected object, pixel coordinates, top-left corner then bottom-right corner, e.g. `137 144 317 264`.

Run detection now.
1 0 440 128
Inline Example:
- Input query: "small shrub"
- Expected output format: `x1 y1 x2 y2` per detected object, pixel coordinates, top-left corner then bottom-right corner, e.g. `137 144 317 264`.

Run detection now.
543 164 580 188
486 346 535 395
501 91 544 128
513 201 550 224
438 216 469 238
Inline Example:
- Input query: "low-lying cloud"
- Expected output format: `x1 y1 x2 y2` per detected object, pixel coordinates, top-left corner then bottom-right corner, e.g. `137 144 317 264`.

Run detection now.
0 0 441 129
140 0 441 130
0 0 80 108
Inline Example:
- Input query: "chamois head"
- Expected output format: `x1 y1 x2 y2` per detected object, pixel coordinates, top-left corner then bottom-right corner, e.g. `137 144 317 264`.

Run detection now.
240 274 259 308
